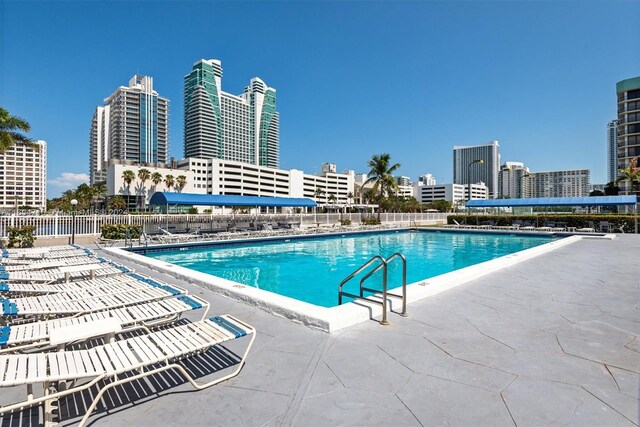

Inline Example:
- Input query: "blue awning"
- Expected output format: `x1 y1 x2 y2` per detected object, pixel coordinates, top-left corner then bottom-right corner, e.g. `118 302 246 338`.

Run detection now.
466 195 638 208
149 192 317 208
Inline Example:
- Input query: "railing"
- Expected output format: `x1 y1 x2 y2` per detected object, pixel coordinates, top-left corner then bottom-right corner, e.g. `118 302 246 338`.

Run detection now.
338 252 408 325
0 212 448 239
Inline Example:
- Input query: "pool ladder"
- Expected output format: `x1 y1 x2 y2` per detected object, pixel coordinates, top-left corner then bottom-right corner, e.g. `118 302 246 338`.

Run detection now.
338 253 408 325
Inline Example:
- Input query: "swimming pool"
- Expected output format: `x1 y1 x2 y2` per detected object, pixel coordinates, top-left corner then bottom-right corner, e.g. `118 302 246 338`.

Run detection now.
143 230 557 308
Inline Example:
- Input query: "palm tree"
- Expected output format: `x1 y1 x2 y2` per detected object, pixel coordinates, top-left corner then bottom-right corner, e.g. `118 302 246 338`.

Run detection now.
364 153 401 218
616 157 640 195
328 194 337 204
91 183 107 211
137 168 151 210
164 174 175 192
176 175 187 193
314 187 325 200
0 107 37 153
121 170 135 194
151 172 162 185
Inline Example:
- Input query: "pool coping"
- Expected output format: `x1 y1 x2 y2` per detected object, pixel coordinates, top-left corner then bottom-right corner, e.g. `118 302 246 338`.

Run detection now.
104 230 613 333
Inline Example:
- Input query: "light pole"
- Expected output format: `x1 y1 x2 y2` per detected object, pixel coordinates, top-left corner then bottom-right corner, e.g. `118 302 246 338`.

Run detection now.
70 199 78 245
467 159 484 203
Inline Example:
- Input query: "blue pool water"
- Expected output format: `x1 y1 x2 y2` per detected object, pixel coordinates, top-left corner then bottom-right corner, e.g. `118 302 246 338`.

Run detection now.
145 230 556 308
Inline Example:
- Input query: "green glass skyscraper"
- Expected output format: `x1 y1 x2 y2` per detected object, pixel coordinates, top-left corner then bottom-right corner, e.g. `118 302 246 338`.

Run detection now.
183 59 279 168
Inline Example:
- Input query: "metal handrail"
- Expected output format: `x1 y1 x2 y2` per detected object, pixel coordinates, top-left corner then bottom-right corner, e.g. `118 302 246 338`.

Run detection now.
338 252 408 325
338 255 386 305
358 253 407 317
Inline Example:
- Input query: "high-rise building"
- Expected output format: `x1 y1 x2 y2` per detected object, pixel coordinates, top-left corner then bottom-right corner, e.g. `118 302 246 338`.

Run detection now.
0 140 47 211
453 140 500 198
616 77 640 196
607 120 618 184
396 176 412 186
417 174 436 186
525 169 590 198
498 161 530 198
183 59 279 168
90 75 169 185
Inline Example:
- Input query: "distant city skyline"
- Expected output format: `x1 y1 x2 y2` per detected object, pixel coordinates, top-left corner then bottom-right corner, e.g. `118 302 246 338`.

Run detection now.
1 1 638 197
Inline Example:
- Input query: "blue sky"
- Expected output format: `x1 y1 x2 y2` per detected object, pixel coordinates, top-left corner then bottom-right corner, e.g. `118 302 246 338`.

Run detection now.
1 1 638 197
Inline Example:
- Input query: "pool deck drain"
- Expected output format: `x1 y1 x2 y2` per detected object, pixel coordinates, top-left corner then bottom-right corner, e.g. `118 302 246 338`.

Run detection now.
2 234 637 426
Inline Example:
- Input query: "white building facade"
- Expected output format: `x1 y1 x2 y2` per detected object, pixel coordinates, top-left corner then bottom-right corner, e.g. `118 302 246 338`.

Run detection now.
453 140 500 198
90 76 169 185
526 169 590 198
607 119 618 184
498 161 530 198
105 158 354 209
414 183 488 205
0 140 47 211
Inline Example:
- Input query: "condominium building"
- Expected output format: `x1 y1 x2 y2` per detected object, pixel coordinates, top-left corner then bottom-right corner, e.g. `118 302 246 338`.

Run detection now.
0 140 47 211
453 140 500 198
183 59 279 168
396 176 412 187
498 161 530 198
414 183 488 205
525 169 590 198
417 174 436 186
616 76 640 195
90 75 169 184
607 120 618 184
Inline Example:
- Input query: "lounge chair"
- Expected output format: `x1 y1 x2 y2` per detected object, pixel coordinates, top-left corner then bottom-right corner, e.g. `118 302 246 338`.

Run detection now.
1 281 187 321
0 261 130 284
0 315 255 427
0 255 102 272
0 274 157 297
0 294 209 353
576 221 595 233
1 246 93 261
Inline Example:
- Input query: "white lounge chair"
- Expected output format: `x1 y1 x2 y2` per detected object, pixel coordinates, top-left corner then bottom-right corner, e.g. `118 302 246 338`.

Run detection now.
1 282 187 321
0 262 131 284
0 294 209 353
0 315 255 427
0 255 103 272
0 274 150 297
1 246 93 260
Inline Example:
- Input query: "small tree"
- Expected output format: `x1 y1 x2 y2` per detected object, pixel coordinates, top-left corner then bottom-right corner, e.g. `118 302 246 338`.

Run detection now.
137 168 151 210
164 174 175 192
616 157 640 195
108 195 126 211
151 172 163 187
176 175 187 193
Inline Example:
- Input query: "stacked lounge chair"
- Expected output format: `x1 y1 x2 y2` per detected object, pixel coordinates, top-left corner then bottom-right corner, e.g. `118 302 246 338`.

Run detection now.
0 244 255 426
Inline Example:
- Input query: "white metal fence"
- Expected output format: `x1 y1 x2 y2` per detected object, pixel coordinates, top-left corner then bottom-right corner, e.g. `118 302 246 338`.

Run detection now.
0 212 448 238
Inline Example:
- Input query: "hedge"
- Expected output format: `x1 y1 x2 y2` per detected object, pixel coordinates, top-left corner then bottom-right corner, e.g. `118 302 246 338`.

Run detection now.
100 224 142 240
448 214 637 232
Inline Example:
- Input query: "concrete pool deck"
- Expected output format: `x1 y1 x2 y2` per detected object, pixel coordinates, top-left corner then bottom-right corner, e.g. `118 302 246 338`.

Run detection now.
3 234 638 426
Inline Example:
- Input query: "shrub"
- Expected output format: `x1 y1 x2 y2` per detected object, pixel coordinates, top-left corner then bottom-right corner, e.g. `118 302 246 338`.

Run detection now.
7 226 36 248
100 224 142 240
447 214 637 233
340 218 352 226
361 217 381 225
187 207 198 214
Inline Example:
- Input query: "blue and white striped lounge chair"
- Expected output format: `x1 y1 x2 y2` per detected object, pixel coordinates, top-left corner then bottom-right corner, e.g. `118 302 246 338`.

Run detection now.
0 315 255 427
0 274 147 297
0 261 131 284
0 255 102 272
1 281 187 321
0 294 209 353
1 245 93 261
